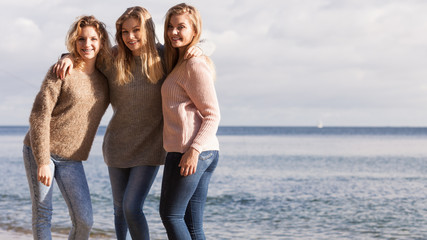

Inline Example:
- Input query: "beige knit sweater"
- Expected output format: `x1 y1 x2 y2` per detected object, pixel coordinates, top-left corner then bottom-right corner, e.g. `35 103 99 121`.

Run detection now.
161 56 220 153
24 66 109 166
100 56 166 167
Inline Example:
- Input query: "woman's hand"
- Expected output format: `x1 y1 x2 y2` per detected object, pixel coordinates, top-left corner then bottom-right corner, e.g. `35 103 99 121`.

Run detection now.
52 56 74 79
184 46 203 59
179 148 200 176
37 164 52 187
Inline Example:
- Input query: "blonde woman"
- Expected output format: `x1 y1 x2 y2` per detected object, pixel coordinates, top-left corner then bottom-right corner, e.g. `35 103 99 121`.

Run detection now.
23 15 111 240
54 6 214 239
159 3 220 240
104 7 165 239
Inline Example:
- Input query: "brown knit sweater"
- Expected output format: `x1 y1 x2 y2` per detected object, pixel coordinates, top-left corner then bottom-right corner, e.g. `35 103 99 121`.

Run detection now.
100 55 166 167
23 66 109 166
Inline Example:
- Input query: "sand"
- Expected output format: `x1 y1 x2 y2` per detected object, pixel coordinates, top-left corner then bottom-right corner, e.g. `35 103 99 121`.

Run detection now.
0 229 31 240
0 229 68 240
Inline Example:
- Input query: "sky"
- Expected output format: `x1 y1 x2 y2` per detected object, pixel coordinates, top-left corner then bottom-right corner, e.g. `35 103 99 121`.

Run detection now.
1 0 427 127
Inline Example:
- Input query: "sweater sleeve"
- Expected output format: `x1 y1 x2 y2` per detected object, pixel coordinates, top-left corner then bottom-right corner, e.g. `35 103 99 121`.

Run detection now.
29 68 62 167
183 57 220 152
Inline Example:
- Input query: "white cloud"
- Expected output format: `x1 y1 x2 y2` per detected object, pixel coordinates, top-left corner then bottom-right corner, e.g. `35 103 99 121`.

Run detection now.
1 0 49 7
1 0 427 126
0 18 42 52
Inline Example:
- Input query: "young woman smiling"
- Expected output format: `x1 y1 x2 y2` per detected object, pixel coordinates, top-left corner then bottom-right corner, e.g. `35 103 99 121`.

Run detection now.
23 15 111 240
53 6 214 240
160 3 220 240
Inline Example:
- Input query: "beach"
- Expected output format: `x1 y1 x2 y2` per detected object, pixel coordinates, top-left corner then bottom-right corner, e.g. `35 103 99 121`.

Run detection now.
0 229 111 239
2 126 427 239
0 229 70 240
0 229 30 240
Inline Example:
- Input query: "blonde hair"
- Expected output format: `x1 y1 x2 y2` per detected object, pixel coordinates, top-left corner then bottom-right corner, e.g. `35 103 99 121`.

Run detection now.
163 3 202 74
164 3 215 79
66 15 112 70
114 6 164 85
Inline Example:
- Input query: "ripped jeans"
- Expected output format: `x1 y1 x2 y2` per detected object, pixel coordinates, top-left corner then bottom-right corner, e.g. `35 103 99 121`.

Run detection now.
23 145 93 240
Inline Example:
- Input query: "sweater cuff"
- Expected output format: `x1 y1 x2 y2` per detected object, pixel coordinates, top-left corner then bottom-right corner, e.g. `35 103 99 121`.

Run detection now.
37 154 52 167
190 143 202 154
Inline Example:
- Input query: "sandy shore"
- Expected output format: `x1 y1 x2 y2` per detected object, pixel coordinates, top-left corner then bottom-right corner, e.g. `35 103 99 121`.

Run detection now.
0 229 68 240
0 229 32 240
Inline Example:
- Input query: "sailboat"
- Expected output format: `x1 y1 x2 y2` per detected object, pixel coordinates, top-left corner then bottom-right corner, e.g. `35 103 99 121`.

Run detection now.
317 120 323 129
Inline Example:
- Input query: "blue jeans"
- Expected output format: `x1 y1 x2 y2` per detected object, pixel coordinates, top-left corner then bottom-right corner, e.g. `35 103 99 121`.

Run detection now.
160 150 219 240
108 165 159 240
23 145 93 240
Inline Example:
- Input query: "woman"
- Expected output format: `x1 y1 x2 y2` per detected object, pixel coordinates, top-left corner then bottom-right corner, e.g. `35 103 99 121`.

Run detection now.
159 3 221 240
54 6 213 240
23 15 111 240
103 7 165 240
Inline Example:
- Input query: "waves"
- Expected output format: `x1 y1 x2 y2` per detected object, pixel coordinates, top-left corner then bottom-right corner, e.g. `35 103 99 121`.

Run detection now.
3 128 427 238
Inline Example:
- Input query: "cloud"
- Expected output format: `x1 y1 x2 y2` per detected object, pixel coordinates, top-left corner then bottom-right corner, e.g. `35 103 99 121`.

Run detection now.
1 0 47 7
1 0 427 126
0 18 42 52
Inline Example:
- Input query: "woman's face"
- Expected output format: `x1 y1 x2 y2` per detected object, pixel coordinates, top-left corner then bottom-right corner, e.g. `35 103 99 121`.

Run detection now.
167 13 195 51
121 18 143 55
76 26 101 62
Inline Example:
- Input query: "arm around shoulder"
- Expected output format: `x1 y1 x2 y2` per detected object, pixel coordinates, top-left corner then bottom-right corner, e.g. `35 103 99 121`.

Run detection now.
196 39 216 57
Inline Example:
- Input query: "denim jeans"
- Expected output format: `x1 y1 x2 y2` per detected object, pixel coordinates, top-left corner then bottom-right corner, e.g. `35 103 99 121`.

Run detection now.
160 150 219 240
23 145 93 240
108 165 159 240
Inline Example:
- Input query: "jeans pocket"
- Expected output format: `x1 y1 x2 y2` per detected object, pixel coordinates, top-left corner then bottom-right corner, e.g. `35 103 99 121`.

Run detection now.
198 151 219 173
199 151 215 161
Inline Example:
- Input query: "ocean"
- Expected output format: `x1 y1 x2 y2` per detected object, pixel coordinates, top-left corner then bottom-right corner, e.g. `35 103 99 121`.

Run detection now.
1 126 427 239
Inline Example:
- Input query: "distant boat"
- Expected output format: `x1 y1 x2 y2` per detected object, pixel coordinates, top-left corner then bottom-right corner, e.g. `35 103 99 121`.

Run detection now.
317 120 323 129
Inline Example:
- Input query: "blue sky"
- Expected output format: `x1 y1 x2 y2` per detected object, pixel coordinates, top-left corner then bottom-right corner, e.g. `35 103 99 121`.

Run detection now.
1 0 427 126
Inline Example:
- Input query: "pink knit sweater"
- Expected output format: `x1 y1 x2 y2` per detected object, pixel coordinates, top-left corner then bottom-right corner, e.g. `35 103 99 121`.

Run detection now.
161 56 220 153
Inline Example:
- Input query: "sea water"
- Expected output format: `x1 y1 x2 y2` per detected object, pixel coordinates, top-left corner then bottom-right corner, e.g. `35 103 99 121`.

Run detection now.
1 126 427 239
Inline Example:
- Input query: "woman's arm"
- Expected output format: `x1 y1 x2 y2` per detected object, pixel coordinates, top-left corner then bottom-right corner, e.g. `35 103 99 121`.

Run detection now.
38 165 52 187
53 54 74 79
29 68 62 185
196 39 216 57
53 45 117 79
178 57 220 176
184 58 220 152
184 39 216 59
157 39 215 60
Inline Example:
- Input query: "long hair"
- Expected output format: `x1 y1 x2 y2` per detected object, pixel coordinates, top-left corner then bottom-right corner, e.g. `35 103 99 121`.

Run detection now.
114 6 164 85
163 3 203 75
66 15 112 70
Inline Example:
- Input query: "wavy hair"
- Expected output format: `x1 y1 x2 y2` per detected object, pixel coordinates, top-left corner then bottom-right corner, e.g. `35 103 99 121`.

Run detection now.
164 3 206 75
114 6 164 85
66 15 112 70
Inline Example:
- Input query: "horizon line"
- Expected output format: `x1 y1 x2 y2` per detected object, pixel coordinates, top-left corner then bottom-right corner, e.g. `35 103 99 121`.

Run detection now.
2 125 427 128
